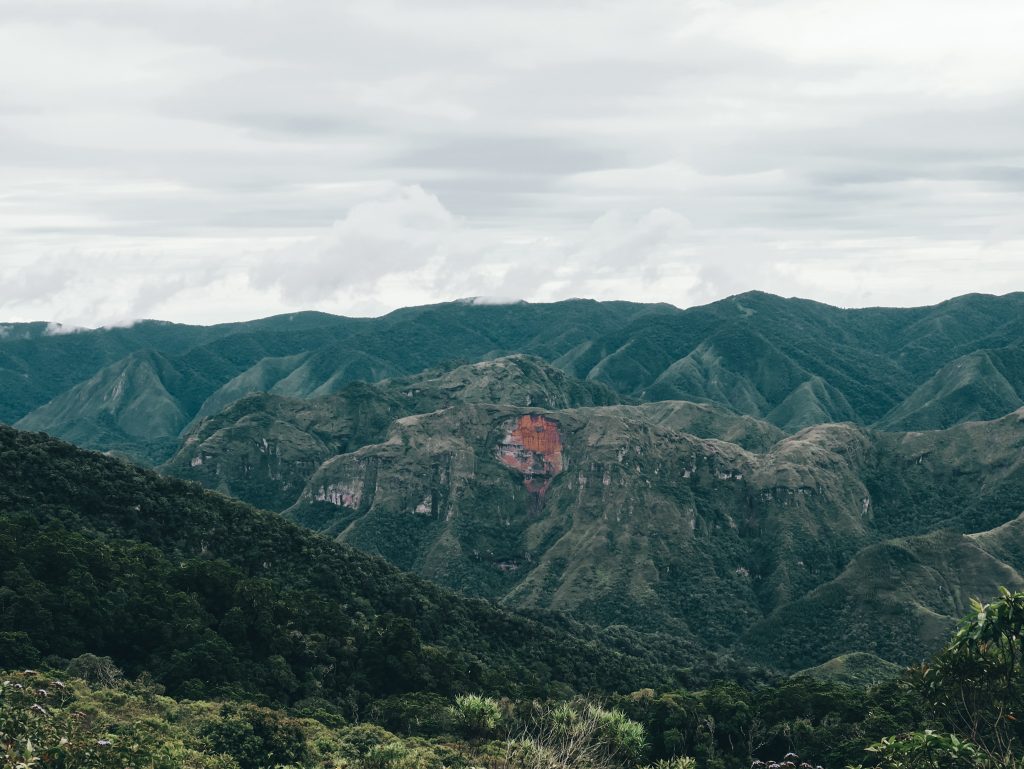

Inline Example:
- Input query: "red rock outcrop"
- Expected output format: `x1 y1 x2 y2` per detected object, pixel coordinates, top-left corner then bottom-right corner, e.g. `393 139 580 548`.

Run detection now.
496 414 563 499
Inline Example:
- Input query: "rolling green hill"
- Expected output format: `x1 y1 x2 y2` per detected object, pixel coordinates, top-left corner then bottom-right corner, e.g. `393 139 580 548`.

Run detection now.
875 347 1024 430
794 652 903 686
15 349 206 463
0 312 358 426
739 526 1024 670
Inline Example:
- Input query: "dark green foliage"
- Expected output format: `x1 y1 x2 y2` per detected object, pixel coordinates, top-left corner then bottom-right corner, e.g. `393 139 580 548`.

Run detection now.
0 425 721 710
201 702 310 769
842 589 1024 768
0 670 234 769
911 588 1024 762
611 676 926 769
6 561 1024 769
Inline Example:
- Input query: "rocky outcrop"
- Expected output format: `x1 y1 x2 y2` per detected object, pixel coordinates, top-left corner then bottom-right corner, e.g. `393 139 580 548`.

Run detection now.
164 356 613 511
283 404 882 643
282 403 1024 661
497 414 564 499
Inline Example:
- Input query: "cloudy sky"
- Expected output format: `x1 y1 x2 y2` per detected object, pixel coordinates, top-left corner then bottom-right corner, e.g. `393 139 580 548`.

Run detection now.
2 0 1023 326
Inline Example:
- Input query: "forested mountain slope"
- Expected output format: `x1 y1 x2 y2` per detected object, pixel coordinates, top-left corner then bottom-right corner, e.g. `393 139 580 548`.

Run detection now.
0 425 732 707
272 393 1024 667
165 351 1024 670
10 292 1024 464
0 312 357 426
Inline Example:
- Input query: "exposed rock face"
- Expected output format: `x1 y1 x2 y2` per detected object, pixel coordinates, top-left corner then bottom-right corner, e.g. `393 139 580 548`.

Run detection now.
496 414 564 498
315 478 363 508
164 356 610 512
161 388 397 511
283 403 880 644
282 403 1024 667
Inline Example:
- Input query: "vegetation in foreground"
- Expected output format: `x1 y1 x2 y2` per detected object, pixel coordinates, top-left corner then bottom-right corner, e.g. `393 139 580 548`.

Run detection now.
0 665 866 769
6 589 1024 768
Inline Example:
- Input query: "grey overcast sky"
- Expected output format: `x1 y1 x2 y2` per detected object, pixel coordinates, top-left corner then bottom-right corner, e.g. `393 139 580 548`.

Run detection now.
2 0 1024 326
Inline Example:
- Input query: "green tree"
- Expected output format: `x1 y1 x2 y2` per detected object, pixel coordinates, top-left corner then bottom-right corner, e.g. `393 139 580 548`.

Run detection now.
912 588 1024 764
854 731 991 769
853 588 1024 768
448 694 503 739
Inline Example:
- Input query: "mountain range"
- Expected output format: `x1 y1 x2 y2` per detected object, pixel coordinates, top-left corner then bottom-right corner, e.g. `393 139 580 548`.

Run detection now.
12 292 1024 465
6 291 1024 676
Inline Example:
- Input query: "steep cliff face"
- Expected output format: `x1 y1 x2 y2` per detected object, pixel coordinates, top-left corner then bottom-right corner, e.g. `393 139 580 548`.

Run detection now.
497 414 564 498
283 403 1024 662
162 385 402 511
163 356 615 512
283 404 884 645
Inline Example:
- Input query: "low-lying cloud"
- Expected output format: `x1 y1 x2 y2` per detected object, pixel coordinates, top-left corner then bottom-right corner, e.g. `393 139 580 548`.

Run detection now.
252 185 455 303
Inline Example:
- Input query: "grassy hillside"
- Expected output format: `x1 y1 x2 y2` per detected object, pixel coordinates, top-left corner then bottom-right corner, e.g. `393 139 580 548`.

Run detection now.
795 652 903 686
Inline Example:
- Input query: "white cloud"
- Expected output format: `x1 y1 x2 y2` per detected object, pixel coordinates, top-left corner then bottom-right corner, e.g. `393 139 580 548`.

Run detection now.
44 322 88 336
252 185 455 303
458 296 524 306
1 0 1023 324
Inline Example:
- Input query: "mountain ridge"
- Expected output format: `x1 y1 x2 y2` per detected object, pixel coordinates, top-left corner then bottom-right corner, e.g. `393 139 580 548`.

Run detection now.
11 293 1024 463
9 292 1024 675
